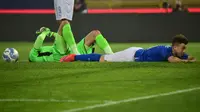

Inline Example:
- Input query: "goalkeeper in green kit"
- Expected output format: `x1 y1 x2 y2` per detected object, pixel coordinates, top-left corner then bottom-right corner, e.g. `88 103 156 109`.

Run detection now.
28 24 113 62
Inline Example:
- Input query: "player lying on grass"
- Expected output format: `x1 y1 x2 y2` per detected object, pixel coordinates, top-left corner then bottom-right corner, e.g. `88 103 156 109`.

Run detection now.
60 34 196 63
29 27 113 62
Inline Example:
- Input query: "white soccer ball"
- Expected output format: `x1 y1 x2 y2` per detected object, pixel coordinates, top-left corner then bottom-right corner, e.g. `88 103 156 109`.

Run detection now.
2 48 19 62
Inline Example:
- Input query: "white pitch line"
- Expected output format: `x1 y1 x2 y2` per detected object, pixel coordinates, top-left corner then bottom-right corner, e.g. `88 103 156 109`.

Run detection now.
0 99 112 103
63 87 200 112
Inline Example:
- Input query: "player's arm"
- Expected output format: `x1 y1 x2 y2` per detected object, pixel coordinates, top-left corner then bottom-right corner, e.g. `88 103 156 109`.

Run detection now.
168 56 188 63
187 56 196 62
168 56 196 63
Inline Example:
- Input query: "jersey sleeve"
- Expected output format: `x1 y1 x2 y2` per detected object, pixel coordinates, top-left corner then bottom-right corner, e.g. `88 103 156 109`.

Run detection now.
180 53 189 59
161 46 173 60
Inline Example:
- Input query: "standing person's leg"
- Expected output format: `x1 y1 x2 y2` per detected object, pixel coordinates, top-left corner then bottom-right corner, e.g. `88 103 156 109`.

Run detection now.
54 0 80 54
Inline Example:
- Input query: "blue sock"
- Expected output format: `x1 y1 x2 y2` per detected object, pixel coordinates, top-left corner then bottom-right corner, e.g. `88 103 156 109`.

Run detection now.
75 54 102 61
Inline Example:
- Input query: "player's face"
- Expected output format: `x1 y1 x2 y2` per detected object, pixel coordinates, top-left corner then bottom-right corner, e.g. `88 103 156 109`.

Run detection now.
173 43 186 57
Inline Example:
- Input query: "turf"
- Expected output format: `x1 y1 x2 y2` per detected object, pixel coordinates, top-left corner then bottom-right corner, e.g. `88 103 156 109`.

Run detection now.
0 42 200 112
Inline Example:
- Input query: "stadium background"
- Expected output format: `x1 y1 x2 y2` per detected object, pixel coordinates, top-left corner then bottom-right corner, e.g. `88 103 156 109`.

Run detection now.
0 0 200 42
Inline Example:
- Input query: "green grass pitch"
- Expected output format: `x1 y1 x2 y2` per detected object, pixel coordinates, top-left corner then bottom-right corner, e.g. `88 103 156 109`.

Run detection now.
0 42 200 112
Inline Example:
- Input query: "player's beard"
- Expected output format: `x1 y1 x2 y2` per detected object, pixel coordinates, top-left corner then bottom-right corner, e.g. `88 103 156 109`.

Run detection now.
175 52 183 58
173 51 179 58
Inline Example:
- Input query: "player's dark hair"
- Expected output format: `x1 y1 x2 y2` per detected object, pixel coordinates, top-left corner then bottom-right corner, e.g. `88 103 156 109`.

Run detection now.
172 34 188 46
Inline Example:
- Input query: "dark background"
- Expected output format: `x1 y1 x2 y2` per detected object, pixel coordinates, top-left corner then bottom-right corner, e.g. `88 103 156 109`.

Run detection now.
0 13 200 42
0 0 54 9
0 0 200 42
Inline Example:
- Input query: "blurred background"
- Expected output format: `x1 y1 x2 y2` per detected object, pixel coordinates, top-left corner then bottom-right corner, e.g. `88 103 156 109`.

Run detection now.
0 0 200 42
1 0 200 10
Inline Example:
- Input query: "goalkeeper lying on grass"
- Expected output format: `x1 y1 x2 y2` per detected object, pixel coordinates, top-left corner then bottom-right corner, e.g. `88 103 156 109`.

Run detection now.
61 34 196 63
29 26 113 62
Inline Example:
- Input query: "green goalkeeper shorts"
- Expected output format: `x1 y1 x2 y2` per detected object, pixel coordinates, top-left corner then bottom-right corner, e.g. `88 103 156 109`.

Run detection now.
29 46 67 62
77 38 94 54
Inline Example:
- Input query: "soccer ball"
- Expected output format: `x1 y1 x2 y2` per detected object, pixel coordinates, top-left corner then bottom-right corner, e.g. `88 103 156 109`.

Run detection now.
2 48 19 62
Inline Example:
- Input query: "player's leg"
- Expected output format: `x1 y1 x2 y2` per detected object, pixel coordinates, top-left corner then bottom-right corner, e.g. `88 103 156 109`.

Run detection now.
77 37 94 54
54 0 79 54
77 30 113 54
57 20 80 54
102 47 143 62
60 47 143 62
29 27 51 62
51 32 72 61
60 53 102 62
67 47 140 62
85 30 113 54
33 27 50 50
52 32 67 55
61 22 80 54
54 0 74 22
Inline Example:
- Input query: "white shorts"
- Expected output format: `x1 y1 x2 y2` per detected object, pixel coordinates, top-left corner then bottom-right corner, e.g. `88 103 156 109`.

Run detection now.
104 47 143 62
54 0 74 21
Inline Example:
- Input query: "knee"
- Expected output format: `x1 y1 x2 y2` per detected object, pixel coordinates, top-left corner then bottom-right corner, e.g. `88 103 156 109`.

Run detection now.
62 19 70 24
91 30 101 37
53 33 61 37
58 19 70 26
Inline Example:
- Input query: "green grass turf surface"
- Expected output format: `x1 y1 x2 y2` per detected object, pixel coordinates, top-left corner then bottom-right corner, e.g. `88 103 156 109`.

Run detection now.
0 42 200 112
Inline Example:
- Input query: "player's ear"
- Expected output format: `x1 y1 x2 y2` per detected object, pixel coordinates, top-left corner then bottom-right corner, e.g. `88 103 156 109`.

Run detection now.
173 43 180 49
174 45 177 49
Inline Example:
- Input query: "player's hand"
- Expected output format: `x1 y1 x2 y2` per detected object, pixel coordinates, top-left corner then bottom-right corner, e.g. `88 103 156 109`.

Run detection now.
182 60 189 63
36 27 51 35
47 32 54 38
188 59 196 63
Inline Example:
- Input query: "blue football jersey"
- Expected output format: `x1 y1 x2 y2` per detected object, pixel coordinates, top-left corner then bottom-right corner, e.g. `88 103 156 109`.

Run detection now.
134 45 188 62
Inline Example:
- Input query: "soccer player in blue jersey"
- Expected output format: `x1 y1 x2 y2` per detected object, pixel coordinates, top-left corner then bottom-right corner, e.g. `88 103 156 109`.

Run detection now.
60 34 196 63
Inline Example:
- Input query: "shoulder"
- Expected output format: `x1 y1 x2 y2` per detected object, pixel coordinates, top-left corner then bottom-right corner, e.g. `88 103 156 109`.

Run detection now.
156 45 172 51
159 45 171 49
160 45 173 58
151 45 171 50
